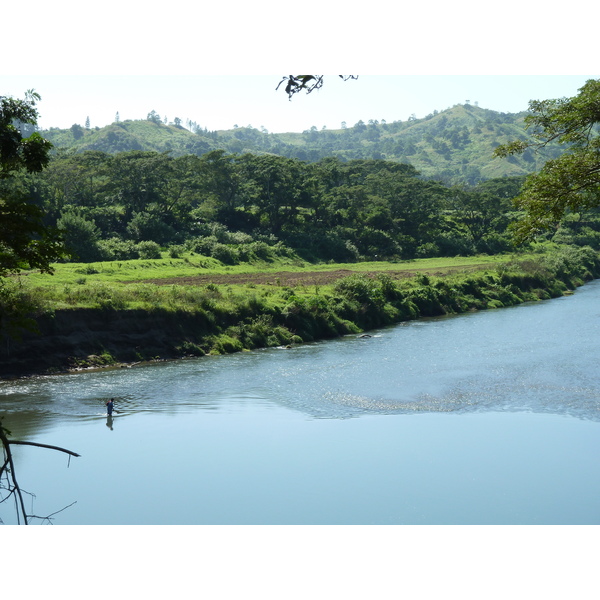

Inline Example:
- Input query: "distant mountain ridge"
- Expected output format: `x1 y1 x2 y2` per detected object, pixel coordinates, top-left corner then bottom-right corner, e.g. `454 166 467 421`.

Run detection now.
42 104 561 185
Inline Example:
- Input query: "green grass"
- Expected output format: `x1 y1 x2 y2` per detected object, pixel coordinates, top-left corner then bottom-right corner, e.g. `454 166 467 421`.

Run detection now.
23 254 225 286
13 251 530 313
22 252 515 289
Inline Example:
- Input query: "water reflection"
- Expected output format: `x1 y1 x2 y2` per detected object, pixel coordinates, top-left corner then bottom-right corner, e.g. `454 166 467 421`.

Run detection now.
106 415 114 431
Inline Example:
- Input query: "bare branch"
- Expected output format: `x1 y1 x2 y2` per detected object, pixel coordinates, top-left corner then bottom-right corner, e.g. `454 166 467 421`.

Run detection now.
28 501 78 524
0 428 29 524
8 440 81 457
1 420 79 524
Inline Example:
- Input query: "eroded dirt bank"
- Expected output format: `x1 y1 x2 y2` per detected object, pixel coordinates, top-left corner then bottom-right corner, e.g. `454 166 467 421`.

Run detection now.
0 309 211 379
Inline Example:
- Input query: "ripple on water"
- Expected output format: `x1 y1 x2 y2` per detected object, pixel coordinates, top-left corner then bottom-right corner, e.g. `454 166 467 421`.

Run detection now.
2 281 600 425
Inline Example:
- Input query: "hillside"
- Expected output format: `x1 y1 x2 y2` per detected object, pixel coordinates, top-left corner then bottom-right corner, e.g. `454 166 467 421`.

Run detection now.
42 104 562 185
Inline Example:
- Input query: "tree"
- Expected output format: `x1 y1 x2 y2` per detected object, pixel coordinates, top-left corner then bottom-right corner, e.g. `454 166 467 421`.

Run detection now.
1 417 80 524
0 92 78 524
0 90 53 179
0 191 66 277
0 91 65 277
240 154 310 234
277 75 358 99
495 79 600 241
445 186 512 246
107 151 172 217
147 110 161 124
70 123 84 140
57 210 103 261
195 150 244 224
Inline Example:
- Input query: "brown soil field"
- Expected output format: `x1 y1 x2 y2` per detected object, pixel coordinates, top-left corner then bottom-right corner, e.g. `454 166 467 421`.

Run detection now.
125 259 494 287
131 268 428 287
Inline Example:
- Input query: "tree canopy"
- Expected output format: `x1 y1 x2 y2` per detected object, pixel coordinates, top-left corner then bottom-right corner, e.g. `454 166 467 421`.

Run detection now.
1 147 530 264
495 78 600 241
0 91 66 277
277 75 358 99
0 90 53 179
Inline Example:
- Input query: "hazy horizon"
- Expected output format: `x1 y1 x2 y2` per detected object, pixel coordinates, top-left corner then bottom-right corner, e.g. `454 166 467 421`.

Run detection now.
3 75 597 135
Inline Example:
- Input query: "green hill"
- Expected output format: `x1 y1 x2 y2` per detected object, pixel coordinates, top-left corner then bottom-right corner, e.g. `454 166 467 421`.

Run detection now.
42 104 561 185
44 120 218 156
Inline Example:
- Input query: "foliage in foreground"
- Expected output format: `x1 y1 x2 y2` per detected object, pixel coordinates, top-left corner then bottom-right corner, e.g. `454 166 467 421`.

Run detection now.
495 78 600 241
1 91 67 278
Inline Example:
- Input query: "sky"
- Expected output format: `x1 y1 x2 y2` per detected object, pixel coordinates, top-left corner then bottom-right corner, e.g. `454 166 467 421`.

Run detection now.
2 0 598 135
2 75 597 133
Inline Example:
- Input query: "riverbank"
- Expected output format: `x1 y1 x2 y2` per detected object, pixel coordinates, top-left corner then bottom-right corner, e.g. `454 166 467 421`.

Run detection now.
2 245 599 379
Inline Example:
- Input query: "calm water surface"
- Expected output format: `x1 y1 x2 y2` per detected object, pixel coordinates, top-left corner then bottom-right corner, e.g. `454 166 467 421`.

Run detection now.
2 281 600 524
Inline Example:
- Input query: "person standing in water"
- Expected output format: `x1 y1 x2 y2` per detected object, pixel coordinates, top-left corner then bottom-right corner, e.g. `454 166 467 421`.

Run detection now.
106 398 114 416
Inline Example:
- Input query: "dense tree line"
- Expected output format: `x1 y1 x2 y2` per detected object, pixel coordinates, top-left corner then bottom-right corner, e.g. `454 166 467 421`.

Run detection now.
3 147 600 266
2 148 534 264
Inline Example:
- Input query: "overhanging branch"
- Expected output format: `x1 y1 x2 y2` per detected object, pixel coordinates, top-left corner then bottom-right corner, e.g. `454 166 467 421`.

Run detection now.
8 440 81 457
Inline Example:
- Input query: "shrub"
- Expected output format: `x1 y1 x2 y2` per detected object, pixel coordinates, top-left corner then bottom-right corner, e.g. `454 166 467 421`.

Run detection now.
210 334 244 355
168 245 185 258
127 211 176 245
476 232 513 254
376 273 403 300
135 241 162 259
248 241 271 260
286 230 361 262
436 232 476 256
57 211 104 262
97 238 138 261
405 283 445 316
177 341 206 356
0 280 47 341
211 243 239 265
227 231 254 245
334 274 385 307
416 242 440 258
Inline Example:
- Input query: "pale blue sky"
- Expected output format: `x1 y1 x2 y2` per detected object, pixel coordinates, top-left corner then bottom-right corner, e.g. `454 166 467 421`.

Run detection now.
4 0 597 134
2 75 597 133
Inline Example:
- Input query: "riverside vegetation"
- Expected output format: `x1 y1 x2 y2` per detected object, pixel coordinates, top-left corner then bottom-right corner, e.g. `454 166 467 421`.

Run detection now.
1 243 599 377
3 89 600 377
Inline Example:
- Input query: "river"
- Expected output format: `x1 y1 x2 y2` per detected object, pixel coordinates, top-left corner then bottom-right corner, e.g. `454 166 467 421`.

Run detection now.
1 280 599 524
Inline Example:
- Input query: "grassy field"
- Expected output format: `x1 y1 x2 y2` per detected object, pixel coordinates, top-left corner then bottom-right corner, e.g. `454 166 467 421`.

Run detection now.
4 254 523 312
22 252 515 289
8 250 534 315
12 251 523 313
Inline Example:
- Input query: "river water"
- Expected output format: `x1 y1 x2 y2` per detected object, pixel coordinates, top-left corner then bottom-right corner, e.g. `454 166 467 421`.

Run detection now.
1 281 599 524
